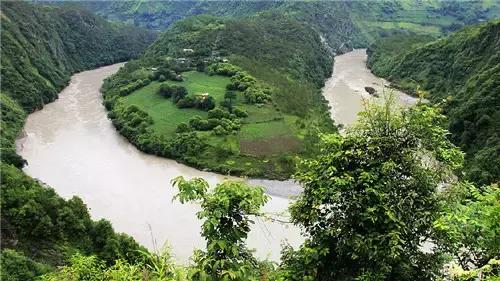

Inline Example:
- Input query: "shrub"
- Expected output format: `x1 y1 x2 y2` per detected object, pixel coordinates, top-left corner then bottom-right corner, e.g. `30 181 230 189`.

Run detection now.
176 96 195 108
206 63 242 76
198 95 215 111
208 107 230 119
118 79 151 97
233 107 248 118
176 122 190 133
243 87 272 104
158 83 187 101
213 125 229 136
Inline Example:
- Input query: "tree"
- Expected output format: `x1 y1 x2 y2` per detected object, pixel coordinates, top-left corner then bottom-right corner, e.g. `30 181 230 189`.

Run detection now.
199 96 215 111
172 177 269 280
158 83 188 102
176 122 190 133
224 90 237 110
282 96 464 280
434 182 499 272
1 250 50 281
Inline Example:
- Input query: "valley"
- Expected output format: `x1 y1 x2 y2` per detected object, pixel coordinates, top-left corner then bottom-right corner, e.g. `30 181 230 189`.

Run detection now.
15 48 421 264
16 63 303 263
1 1 498 280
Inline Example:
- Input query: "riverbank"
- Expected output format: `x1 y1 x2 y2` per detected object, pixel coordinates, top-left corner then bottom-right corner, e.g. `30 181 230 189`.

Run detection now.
16 63 303 263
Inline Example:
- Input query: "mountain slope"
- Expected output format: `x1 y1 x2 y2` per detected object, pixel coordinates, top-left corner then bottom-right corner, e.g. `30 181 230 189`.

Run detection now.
0 2 154 279
1 1 157 112
0 1 156 166
367 21 500 185
82 0 500 47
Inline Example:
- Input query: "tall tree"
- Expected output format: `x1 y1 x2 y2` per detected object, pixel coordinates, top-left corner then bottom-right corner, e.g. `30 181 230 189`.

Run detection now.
282 96 464 280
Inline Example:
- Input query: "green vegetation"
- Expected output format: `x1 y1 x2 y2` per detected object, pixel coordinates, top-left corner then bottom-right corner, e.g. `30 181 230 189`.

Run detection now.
0 2 154 280
0 1 156 167
435 182 500 272
172 177 269 280
282 97 464 280
84 0 500 49
39 98 500 281
2 2 500 279
0 164 146 280
102 13 339 179
367 21 500 185
1 1 156 112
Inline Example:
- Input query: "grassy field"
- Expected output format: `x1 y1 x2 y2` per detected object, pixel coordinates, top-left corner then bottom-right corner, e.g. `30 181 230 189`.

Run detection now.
171 71 230 102
123 81 207 136
123 71 303 159
123 72 229 136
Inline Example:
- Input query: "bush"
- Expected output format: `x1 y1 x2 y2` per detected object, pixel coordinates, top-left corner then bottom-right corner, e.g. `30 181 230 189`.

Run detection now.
206 63 242 76
227 72 257 91
213 125 229 136
158 83 187 101
208 107 230 119
176 96 195 108
233 107 248 118
118 79 151 97
176 122 190 133
243 86 272 104
198 95 216 111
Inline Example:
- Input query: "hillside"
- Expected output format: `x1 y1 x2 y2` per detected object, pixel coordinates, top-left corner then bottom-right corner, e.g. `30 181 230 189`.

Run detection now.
82 0 500 47
0 1 156 165
0 2 154 279
367 21 500 185
1 1 157 113
101 13 340 179
82 0 280 31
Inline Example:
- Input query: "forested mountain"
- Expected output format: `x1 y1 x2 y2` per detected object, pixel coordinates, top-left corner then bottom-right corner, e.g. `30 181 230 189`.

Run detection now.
0 1 154 279
81 0 500 46
0 1 156 165
367 21 500 185
1 1 156 113
81 0 280 31
100 11 344 179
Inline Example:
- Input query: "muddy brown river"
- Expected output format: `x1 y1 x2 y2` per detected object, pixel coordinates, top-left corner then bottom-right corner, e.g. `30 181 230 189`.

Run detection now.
322 49 418 126
16 49 416 263
16 63 302 263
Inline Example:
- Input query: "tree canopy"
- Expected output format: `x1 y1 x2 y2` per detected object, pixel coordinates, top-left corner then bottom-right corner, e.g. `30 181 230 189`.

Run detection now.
282 96 463 280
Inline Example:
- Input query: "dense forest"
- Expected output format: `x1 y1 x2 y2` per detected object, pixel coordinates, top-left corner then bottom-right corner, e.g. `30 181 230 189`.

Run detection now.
0 1 155 279
367 21 500 186
1 0 499 280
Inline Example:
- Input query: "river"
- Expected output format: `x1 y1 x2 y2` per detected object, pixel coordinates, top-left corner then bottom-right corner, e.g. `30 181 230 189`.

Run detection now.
322 49 418 126
16 49 416 264
16 63 302 263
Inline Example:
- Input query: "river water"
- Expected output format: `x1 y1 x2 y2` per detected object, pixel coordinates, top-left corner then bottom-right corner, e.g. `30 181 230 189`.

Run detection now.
16 63 302 263
322 49 418 126
16 49 417 264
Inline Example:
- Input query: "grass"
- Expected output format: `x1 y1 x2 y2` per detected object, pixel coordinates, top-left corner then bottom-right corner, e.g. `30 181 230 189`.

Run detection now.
123 71 302 163
239 120 294 140
359 21 442 35
240 104 282 123
122 81 207 136
171 71 230 102
123 72 230 136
